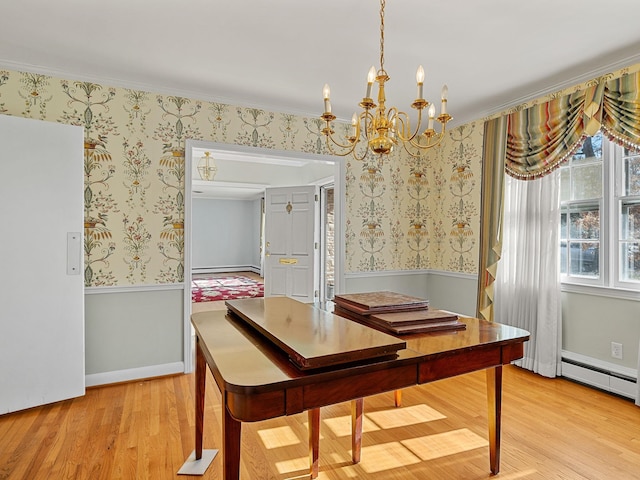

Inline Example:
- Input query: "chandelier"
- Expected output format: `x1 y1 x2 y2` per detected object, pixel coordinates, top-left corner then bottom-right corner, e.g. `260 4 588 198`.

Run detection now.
320 0 451 160
197 151 218 181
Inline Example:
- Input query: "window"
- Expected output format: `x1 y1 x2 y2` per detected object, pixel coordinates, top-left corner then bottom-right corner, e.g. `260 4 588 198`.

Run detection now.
560 134 603 281
619 146 640 283
559 131 640 290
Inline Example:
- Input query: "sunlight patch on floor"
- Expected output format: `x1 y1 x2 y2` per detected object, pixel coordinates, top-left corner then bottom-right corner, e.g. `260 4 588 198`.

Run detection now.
326 465 363 479
320 452 362 479
491 469 540 479
275 455 310 475
257 425 301 449
365 403 447 430
278 452 360 479
402 428 488 461
358 442 422 473
322 414 380 437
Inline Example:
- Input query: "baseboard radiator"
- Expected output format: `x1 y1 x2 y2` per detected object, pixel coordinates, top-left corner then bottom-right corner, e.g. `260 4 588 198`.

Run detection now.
561 352 637 400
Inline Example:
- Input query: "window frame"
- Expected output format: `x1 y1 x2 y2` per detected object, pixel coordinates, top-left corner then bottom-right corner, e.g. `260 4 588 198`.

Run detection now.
559 134 606 287
560 134 640 292
613 144 640 290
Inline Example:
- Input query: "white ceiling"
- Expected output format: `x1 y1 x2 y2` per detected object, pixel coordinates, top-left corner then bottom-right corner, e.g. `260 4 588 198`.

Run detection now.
2 0 640 198
3 0 640 126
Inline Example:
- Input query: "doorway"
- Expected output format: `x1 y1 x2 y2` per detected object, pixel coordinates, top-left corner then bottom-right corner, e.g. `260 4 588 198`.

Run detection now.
320 183 335 301
183 141 344 372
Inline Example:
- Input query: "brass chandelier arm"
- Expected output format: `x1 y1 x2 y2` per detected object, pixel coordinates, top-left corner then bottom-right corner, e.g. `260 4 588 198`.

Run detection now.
323 132 369 162
402 127 448 158
323 131 357 157
392 108 426 144
322 108 376 159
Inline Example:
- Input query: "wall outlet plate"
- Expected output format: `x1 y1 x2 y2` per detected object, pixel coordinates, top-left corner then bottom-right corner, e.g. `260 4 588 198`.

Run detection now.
611 342 623 360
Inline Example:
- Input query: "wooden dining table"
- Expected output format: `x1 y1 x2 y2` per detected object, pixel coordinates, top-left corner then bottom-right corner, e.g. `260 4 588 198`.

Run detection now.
189 297 529 479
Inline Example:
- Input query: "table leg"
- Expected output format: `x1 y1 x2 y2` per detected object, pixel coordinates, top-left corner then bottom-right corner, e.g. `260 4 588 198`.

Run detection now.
308 408 320 478
195 337 206 461
394 389 402 407
486 365 503 475
351 398 363 464
222 391 242 480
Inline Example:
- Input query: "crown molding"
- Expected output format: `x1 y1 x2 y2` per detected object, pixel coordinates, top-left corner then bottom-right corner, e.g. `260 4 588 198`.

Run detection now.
462 52 640 127
0 59 319 119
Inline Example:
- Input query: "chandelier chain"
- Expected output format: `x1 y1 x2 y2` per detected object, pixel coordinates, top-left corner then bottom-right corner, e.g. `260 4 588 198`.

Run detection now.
379 0 385 73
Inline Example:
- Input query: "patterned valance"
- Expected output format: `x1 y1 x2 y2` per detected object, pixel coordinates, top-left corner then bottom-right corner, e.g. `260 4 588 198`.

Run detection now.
601 72 640 150
505 70 640 179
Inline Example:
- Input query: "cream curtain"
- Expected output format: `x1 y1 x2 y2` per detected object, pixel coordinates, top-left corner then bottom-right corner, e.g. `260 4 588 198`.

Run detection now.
476 116 507 322
494 171 562 377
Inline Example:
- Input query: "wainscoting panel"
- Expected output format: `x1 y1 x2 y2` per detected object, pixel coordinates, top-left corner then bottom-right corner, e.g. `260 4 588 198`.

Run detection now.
85 287 184 384
343 270 477 318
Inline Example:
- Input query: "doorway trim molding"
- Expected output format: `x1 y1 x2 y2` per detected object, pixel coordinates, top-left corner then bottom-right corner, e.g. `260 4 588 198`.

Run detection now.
183 140 345 373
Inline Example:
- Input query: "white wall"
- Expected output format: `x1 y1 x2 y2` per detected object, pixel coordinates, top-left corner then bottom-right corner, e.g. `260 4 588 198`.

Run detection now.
192 197 261 270
424 271 478 317
421 273 639 379
344 271 429 299
84 288 184 385
562 290 640 371
343 270 477 318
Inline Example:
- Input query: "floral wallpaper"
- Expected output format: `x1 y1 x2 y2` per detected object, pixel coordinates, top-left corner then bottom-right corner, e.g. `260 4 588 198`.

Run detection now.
0 66 484 287
342 120 483 275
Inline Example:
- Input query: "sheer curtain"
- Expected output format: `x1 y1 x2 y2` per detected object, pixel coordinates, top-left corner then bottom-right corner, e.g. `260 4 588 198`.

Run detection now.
495 170 562 378
481 68 640 395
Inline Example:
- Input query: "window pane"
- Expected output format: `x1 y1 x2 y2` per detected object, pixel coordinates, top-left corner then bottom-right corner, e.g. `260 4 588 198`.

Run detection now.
620 242 640 282
572 134 603 162
569 242 599 277
621 201 640 240
560 212 567 240
569 208 599 239
571 163 602 200
622 155 640 196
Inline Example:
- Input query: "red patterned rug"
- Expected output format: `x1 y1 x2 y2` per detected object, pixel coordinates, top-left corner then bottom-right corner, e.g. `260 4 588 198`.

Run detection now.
191 275 264 303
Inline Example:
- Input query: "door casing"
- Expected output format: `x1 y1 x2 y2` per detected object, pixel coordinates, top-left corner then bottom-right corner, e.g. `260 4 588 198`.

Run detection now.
183 141 344 373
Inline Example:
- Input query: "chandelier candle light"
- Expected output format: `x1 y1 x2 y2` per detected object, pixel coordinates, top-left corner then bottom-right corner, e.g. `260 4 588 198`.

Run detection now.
321 0 451 160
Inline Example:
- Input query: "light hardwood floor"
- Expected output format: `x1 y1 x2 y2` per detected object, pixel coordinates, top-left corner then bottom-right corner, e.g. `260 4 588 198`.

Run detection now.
0 365 638 479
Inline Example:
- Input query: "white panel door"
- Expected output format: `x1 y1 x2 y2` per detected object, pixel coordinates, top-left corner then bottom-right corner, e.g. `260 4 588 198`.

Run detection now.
264 185 319 302
0 115 85 414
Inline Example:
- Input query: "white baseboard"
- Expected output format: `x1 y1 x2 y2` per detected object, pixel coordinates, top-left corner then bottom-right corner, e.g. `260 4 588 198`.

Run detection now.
85 361 185 387
561 351 637 400
192 265 261 275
